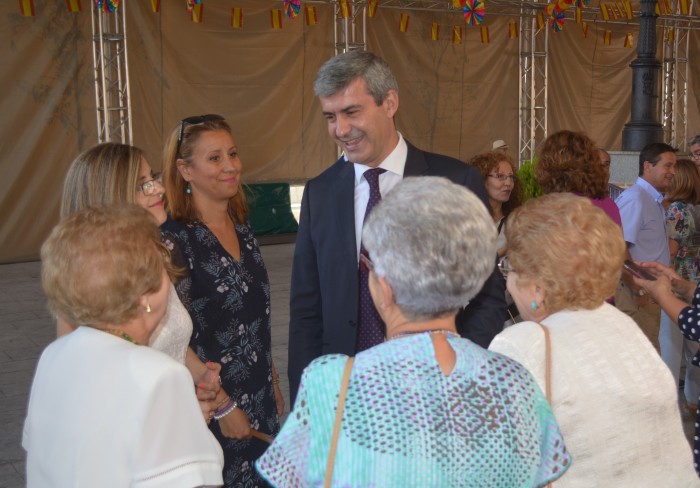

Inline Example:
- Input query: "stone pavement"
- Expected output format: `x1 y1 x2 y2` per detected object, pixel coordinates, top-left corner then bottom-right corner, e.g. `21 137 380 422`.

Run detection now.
0 241 696 486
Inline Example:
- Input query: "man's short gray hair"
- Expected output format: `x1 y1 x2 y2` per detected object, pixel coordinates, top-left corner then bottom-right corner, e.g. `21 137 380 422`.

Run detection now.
689 134 700 147
363 177 496 321
313 51 398 105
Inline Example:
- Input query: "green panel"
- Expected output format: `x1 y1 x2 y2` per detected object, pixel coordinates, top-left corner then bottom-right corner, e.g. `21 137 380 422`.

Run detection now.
244 183 299 236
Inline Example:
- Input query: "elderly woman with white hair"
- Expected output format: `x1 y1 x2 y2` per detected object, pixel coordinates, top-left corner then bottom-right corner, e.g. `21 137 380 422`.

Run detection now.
257 177 570 487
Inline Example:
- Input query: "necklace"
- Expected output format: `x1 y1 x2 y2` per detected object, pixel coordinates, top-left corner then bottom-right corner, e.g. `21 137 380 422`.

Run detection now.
389 329 460 341
102 328 140 345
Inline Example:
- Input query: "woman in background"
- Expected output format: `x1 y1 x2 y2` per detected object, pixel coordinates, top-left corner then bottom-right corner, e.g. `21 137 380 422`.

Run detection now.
60 143 220 419
490 193 697 487
662 158 700 413
23 205 223 486
162 114 282 487
257 177 570 487
469 151 521 257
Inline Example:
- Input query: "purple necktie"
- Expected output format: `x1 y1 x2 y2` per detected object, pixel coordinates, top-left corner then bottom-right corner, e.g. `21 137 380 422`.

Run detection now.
356 167 387 353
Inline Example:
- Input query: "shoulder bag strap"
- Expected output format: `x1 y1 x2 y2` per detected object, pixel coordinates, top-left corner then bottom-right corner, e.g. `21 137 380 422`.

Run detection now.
324 356 355 488
536 323 553 488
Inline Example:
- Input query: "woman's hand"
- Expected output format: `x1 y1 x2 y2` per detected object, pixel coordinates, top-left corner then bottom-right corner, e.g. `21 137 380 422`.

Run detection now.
637 261 695 301
194 362 221 422
218 407 252 439
274 382 285 416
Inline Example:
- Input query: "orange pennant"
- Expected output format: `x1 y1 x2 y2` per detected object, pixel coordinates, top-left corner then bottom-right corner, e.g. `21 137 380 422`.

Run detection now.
508 20 518 38
480 25 489 44
305 5 317 25
65 0 81 12
431 22 440 41
399 13 409 32
340 0 351 18
270 9 282 29
231 7 243 28
452 25 462 44
368 0 378 18
150 0 160 13
191 3 203 23
19 0 34 16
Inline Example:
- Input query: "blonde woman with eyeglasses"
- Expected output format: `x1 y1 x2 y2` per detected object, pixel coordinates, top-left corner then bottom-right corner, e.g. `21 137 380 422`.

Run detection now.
60 143 222 421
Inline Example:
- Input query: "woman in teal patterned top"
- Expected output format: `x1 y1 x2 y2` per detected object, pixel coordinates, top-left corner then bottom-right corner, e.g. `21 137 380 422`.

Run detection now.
663 158 700 411
257 177 570 487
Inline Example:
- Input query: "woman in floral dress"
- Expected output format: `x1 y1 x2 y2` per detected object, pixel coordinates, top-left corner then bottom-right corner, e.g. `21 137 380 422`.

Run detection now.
161 114 282 487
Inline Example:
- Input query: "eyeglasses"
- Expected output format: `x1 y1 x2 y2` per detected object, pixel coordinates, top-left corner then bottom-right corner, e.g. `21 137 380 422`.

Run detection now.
488 173 518 183
138 172 163 196
359 253 374 272
176 114 225 156
498 256 514 278
691 151 700 160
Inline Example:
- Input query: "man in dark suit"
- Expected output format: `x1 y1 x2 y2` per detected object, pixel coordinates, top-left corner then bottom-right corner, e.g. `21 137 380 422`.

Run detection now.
288 51 506 403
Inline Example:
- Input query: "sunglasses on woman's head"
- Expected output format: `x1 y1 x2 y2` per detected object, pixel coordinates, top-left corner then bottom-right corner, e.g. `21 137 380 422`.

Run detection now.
176 114 226 156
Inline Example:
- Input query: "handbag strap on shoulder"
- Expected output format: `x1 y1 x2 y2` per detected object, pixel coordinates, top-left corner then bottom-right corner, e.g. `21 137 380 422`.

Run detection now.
324 356 355 488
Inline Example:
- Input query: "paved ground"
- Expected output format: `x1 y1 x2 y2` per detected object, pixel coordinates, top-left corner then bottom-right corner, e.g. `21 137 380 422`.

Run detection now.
0 241 696 486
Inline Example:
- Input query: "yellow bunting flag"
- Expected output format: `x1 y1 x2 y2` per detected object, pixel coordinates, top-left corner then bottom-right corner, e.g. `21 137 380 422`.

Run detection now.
65 0 81 12
19 0 35 16
536 12 545 29
191 3 203 23
607 4 618 19
575 8 582 22
305 6 317 25
624 32 633 47
270 9 282 29
480 25 490 44
431 22 440 41
452 0 463 7
368 0 378 18
452 25 462 44
604 29 612 45
622 0 633 19
600 3 610 20
667 27 675 41
150 0 160 13
399 13 410 32
679 0 689 14
663 0 672 13
582 21 588 37
655 2 661 14
231 7 243 28
340 0 351 18
508 20 518 38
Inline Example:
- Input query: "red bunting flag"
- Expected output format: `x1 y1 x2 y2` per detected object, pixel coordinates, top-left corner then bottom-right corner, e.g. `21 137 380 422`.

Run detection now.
270 9 282 29
662 0 672 13
582 21 588 37
399 13 409 32
65 0 81 12
19 0 34 16
575 8 582 22
452 0 463 7
604 29 612 45
480 25 489 43
231 7 243 28
431 22 440 41
679 0 689 14
305 6 317 25
536 12 545 29
191 3 203 23
452 25 462 44
508 20 518 38
340 0 351 18
368 0 378 18
150 0 160 13
624 32 633 47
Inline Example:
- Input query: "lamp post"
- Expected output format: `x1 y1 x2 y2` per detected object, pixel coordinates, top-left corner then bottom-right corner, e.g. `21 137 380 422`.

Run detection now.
622 0 665 150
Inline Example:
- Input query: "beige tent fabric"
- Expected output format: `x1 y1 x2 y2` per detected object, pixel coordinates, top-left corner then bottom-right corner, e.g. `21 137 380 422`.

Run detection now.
1 1 699 262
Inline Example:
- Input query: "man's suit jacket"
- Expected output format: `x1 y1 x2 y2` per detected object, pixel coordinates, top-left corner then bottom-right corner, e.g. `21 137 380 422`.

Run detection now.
287 141 506 403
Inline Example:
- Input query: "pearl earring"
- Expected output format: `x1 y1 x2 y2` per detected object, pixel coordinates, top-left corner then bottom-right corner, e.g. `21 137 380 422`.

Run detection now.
186 182 192 195
146 303 151 313
530 300 538 311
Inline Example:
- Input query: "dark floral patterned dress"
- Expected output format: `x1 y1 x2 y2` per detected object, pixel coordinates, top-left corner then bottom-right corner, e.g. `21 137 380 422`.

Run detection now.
161 217 279 488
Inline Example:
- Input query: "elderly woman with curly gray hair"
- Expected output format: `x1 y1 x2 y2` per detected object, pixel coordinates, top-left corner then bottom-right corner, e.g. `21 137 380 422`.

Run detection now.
257 177 570 487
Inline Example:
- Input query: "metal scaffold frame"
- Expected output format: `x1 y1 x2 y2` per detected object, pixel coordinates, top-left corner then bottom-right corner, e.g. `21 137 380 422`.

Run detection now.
333 0 368 54
661 0 693 149
91 0 132 144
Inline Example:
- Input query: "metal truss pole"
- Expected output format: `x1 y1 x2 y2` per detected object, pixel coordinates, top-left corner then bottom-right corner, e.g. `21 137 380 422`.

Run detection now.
518 7 548 164
661 0 692 149
334 1 368 54
91 0 133 144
